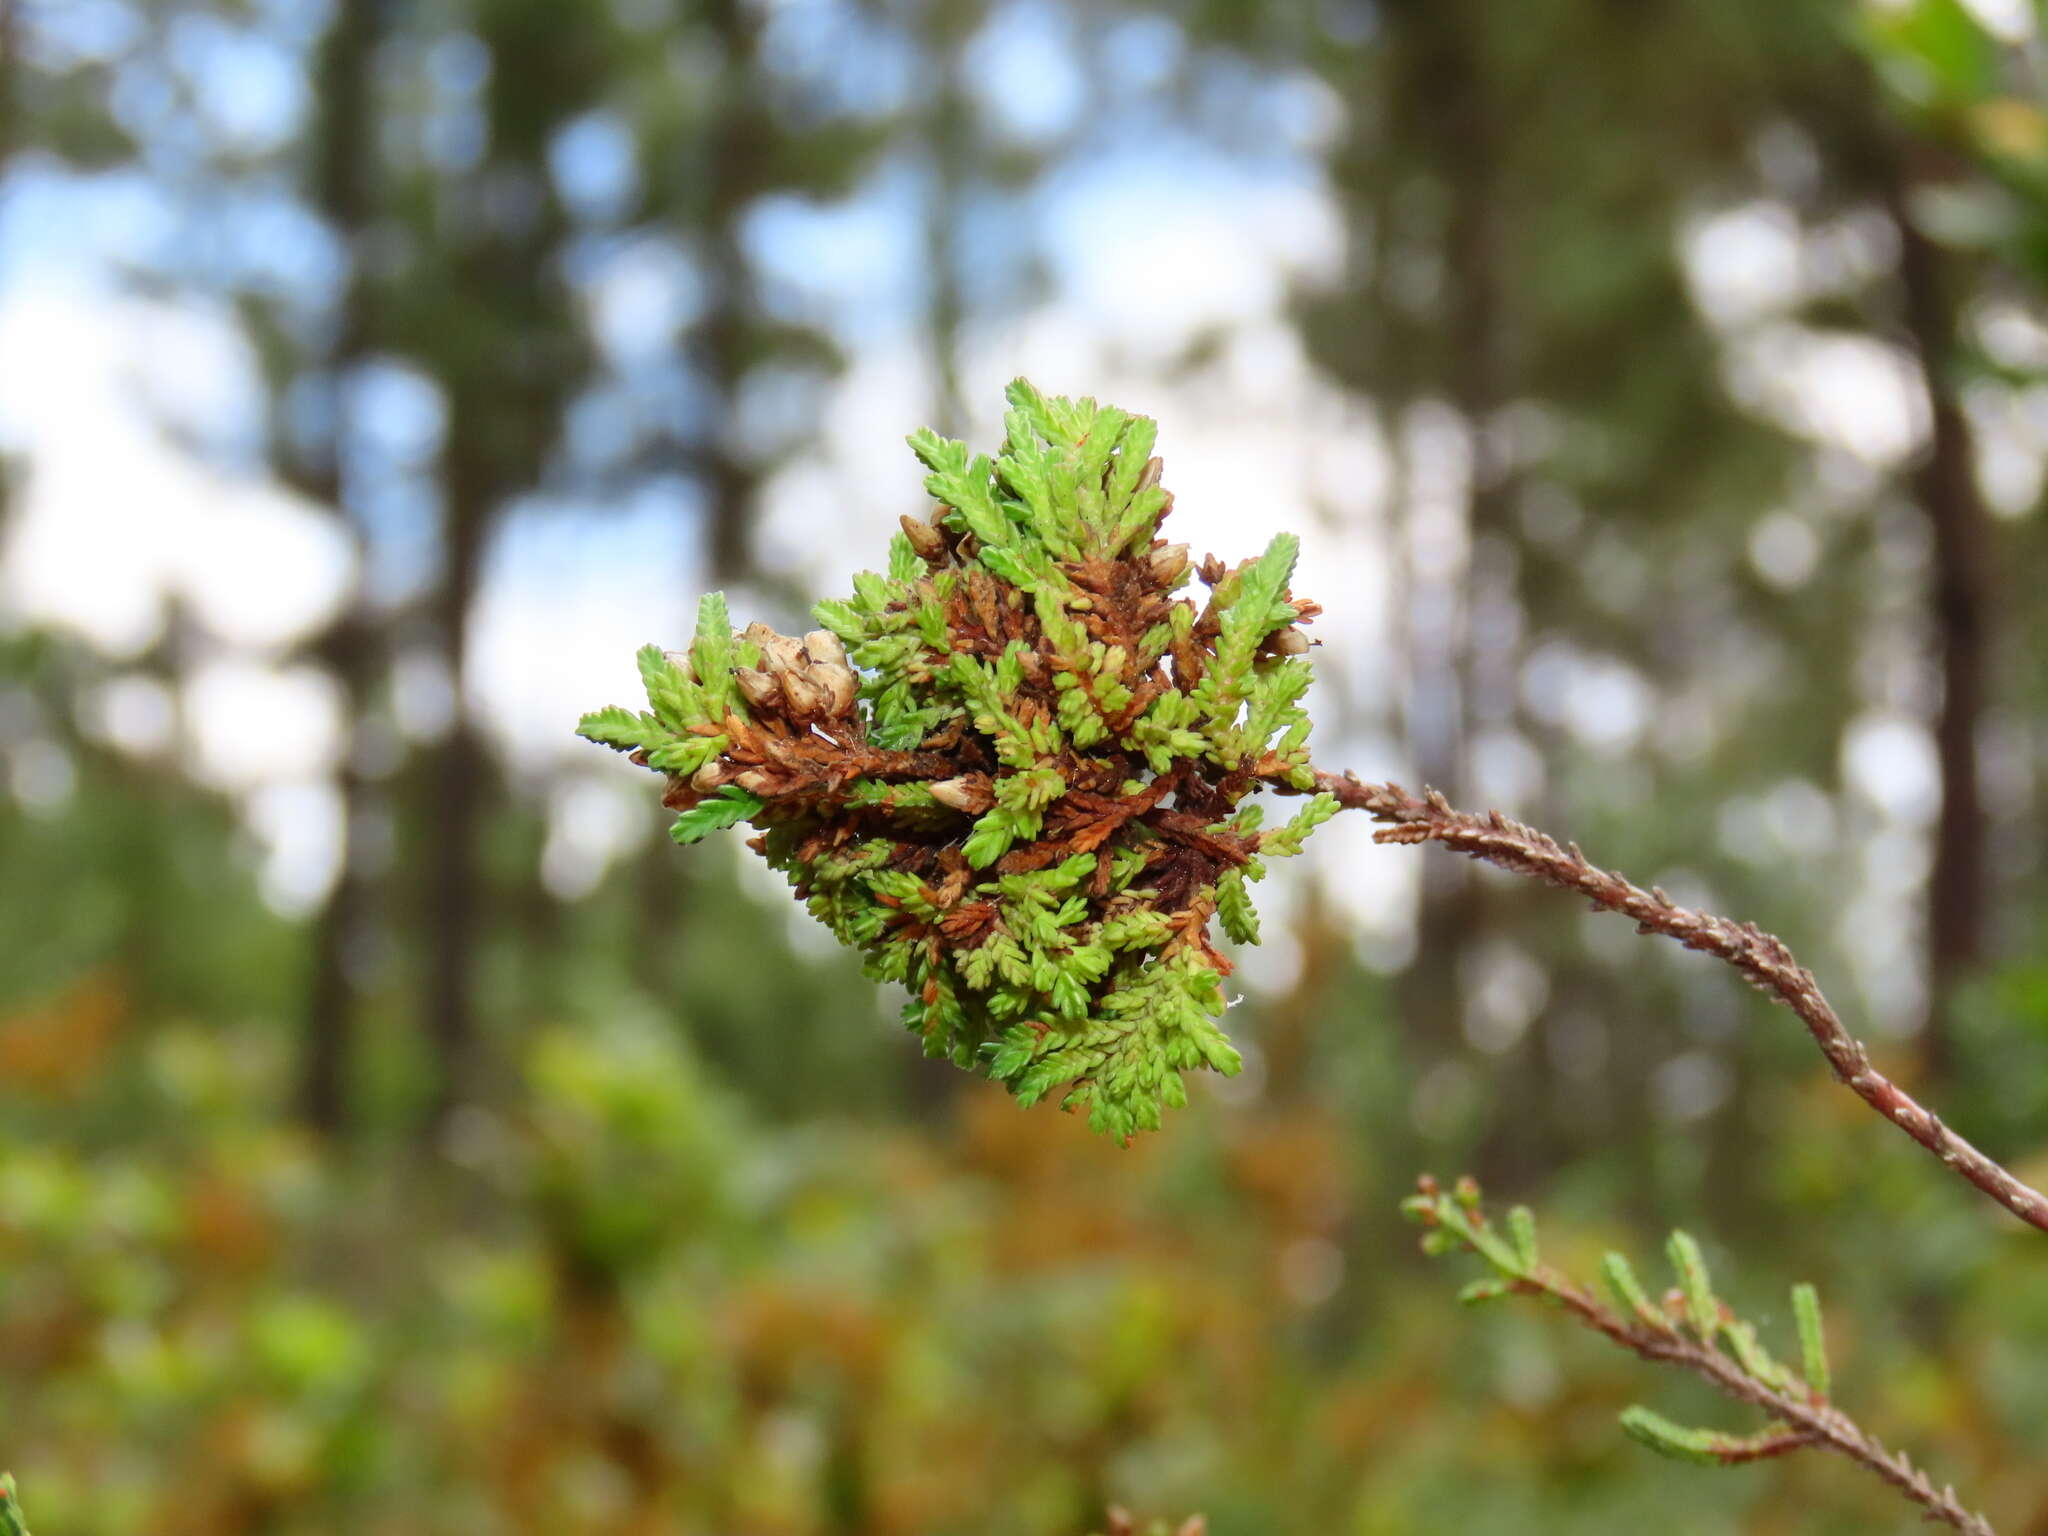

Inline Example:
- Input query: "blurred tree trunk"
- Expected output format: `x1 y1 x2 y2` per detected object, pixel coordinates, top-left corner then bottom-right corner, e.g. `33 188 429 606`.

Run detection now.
894 0 978 1121
630 0 770 1009
922 0 973 440
0 0 16 543
630 0 886 1029
675 0 880 601
698 0 768 589
295 0 385 1134
1384 0 1507 1084
1260 879 1345 1104
1889 171 1994 1080
422 444 490 1133
1425 7 1555 1188
0 0 16 167
1807 64 1999 1082
411 2 598 1139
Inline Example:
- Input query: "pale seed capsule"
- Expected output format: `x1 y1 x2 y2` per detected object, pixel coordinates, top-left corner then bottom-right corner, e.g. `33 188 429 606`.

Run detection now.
735 666 781 711
802 629 847 668
1267 628 1309 656
928 775 993 813
778 670 831 719
759 632 808 677
690 759 730 793
812 663 859 718
1149 542 1190 585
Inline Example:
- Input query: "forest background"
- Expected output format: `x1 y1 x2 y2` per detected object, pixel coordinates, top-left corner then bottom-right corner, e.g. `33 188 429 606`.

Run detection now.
3 0 2048 1531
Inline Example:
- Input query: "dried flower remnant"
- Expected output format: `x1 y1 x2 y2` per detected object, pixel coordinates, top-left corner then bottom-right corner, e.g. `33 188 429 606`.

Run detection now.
578 379 1336 1139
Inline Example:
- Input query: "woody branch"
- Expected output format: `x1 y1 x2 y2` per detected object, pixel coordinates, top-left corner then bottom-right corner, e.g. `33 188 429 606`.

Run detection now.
1314 771 2048 1236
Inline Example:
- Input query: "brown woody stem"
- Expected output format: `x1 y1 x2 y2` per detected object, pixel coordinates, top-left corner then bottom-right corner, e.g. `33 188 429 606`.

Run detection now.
1320 771 2048 1236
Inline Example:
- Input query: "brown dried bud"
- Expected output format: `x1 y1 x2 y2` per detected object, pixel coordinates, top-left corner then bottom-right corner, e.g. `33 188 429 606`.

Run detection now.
734 768 776 795
1266 628 1309 657
802 629 846 668
928 774 993 813
899 512 946 559
1149 542 1190 585
735 666 781 711
690 759 731 793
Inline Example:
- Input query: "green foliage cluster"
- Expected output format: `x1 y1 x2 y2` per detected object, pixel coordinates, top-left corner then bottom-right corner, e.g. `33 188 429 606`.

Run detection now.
581 380 1337 1139
1404 1177 1838 1471
5 994 2036 1535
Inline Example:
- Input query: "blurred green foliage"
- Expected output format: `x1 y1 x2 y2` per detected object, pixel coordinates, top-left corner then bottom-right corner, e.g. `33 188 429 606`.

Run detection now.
1 710 2044 1531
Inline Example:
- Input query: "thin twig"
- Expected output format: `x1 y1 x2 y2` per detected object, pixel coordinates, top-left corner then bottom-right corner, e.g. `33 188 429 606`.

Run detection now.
1551 1282 1994 1535
1406 1182 1995 1534
1316 771 2048 1235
